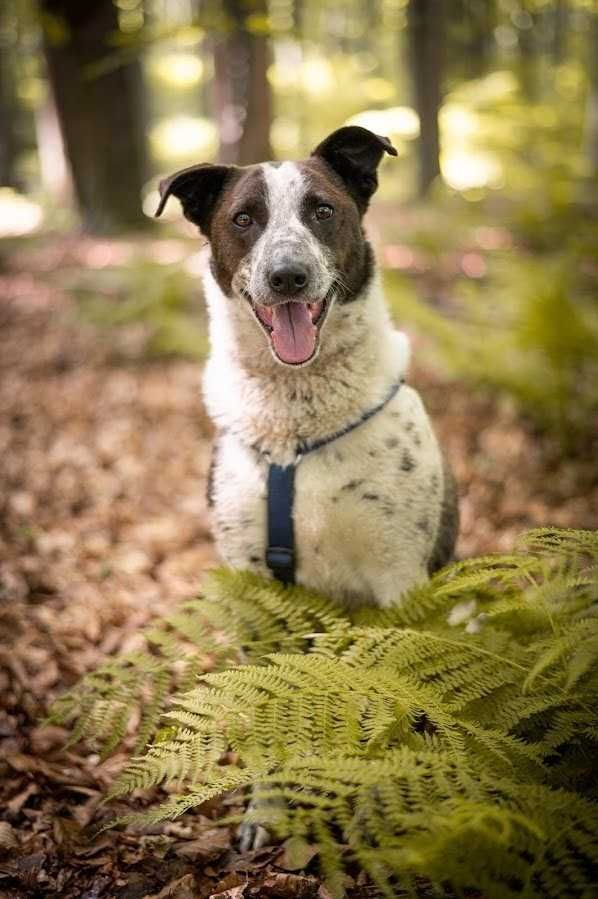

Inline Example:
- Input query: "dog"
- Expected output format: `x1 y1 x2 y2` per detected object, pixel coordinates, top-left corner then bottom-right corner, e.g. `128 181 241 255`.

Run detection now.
157 126 458 608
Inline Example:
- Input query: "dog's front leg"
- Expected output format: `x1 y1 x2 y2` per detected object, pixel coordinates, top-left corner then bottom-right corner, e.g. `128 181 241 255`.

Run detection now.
237 793 272 852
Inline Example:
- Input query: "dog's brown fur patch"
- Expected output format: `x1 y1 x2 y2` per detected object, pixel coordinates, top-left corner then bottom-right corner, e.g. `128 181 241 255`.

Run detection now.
299 157 374 303
208 166 267 296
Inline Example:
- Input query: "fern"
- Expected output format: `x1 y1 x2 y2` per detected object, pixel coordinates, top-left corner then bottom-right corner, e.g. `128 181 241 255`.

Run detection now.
49 571 345 752
384 246 598 447
51 528 598 897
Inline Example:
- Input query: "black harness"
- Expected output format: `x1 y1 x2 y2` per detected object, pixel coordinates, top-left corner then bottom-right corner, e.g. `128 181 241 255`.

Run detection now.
264 378 403 584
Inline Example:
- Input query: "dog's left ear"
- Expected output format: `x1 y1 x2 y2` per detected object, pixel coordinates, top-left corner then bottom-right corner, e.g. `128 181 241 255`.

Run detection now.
311 126 397 211
155 163 234 233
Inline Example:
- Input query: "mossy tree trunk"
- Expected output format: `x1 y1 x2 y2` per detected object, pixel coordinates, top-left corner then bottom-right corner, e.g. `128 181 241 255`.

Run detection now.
39 0 147 233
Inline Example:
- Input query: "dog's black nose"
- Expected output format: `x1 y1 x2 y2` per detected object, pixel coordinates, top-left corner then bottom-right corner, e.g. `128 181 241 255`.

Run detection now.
268 265 309 296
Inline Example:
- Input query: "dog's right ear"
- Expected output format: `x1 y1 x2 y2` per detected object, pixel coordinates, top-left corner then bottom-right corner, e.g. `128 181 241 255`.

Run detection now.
155 163 234 233
311 126 397 212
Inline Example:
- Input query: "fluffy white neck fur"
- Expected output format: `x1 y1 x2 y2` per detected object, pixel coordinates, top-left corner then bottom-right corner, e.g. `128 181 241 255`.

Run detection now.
202 255 410 464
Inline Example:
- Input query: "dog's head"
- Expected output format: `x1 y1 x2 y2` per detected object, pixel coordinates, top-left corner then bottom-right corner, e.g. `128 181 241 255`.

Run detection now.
156 126 397 367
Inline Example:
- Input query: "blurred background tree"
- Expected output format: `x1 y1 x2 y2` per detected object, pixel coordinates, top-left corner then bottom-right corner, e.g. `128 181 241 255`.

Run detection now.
211 0 273 164
0 0 597 449
1 0 596 216
39 0 147 232
2 0 598 216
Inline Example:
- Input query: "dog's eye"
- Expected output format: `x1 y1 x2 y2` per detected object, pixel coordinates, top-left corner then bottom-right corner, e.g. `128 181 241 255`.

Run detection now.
315 204 334 221
233 212 252 228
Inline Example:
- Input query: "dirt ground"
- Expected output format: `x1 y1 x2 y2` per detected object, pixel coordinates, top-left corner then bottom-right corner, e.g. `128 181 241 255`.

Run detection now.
1 236 596 898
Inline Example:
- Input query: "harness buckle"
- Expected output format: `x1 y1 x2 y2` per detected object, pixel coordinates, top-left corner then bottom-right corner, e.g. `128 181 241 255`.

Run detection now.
266 546 295 572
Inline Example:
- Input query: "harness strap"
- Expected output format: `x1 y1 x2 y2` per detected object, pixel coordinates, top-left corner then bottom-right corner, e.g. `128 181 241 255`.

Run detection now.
265 378 403 585
266 463 296 584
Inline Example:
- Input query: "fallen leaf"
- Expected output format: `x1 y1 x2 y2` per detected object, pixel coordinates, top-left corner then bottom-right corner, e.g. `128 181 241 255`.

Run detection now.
141 872 198 899
209 885 248 899
277 836 319 871
0 821 18 851
209 872 246 894
172 826 231 861
6 782 38 815
261 871 320 898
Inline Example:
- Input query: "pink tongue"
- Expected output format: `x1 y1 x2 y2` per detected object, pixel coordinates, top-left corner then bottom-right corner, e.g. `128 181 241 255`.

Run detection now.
271 302 316 364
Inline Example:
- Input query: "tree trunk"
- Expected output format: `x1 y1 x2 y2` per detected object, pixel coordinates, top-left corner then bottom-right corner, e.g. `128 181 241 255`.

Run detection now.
465 0 497 78
552 0 568 66
517 3 538 100
39 0 147 233
407 0 443 197
212 0 272 165
35 83 72 202
0 7 23 189
584 12 598 189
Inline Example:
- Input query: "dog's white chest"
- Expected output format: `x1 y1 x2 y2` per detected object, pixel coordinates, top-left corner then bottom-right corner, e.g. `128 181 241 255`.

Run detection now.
210 385 444 607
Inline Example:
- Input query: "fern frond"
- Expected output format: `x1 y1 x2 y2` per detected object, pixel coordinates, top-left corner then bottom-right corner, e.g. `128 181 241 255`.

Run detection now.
517 527 598 561
49 568 350 753
53 529 598 897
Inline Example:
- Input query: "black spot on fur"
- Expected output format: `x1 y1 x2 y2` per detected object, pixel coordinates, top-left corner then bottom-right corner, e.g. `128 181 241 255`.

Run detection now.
342 478 365 491
417 517 431 535
249 555 261 563
405 421 414 432
334 451 344 462
413 432 422 447
401 449 416 472
385 437 400 449
362 492 379 501
206 441 219 508
427 457 460 575
368 450 378 457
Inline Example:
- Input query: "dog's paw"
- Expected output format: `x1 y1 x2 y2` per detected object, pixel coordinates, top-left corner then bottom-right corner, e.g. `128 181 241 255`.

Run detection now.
237 820 271 853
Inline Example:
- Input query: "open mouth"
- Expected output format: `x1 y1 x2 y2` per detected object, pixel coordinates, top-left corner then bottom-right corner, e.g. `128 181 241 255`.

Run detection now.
247 295 330 365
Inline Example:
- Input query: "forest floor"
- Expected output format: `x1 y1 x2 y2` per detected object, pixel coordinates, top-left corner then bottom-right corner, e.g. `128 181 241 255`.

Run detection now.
1 234 597 899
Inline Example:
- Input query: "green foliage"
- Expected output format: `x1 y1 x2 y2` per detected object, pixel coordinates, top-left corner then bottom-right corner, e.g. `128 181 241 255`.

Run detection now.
380 61 598 450
385 249 598 446
49 571 347 755
70 256 208 360
51 529 598 897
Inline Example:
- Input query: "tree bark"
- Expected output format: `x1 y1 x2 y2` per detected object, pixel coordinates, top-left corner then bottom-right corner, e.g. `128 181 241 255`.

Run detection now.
0 6 23 189
552 0 568 66
35 83 72 201
407 0 443 196
39 0 147 233
584 11 598 188
516 3 538 100
212 0 272 165
465 0 496 78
